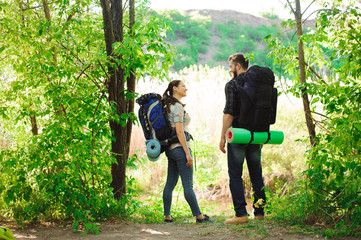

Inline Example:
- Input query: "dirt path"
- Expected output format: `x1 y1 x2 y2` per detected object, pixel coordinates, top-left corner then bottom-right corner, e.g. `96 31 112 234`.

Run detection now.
3 197 359 240
4 219 351 240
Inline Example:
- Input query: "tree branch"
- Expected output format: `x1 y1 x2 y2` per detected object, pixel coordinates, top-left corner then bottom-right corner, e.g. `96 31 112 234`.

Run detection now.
302 0 316 17
92 93 107 118
21 0 61 11
348 23 361 46
42 0 52 21
76 64 92 81
310 111 329 119
100 0 114 56
312 117 332 134
285 0 296 15
97 60 111 85
59 0 81 26
30 114 39 135
56 40 107 95
59 104 75 139
296 57 327 84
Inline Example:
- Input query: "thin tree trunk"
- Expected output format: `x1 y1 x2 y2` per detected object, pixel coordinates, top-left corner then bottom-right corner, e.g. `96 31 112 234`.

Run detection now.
42 0 57 63
294 0 316 146
30 114 38 135
126 0 136 154
42 0 51 21
19 0 25 24
19 1 39 136
101 0 129 199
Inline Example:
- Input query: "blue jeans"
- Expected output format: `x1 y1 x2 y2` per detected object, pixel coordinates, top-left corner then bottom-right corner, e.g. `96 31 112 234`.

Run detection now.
227 143 266 217
163 147 202 217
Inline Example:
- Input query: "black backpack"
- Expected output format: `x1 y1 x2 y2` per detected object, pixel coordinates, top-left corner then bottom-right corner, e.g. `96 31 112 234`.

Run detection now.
233 65 278 137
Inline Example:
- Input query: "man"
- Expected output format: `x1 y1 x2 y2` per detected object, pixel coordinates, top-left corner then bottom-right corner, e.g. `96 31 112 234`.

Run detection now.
219 53 266 224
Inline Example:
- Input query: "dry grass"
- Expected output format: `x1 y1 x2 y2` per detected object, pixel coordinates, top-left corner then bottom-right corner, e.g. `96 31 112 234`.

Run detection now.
129 65 308 200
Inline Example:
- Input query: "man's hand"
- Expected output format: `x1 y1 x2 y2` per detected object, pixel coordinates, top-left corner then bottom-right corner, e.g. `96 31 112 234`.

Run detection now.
220 114 233 154
219 138 226 153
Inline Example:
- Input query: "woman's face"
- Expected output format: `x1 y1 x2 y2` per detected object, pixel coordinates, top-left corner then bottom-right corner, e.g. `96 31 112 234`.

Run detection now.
173 81 187 97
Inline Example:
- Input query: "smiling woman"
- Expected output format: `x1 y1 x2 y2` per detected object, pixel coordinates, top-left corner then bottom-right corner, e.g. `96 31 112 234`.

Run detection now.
161 80 215 223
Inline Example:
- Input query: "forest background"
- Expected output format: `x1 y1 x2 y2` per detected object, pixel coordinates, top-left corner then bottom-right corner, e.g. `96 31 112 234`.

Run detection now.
0 0 360 239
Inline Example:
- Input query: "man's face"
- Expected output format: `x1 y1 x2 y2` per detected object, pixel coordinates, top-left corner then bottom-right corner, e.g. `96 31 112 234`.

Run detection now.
229 61 238 78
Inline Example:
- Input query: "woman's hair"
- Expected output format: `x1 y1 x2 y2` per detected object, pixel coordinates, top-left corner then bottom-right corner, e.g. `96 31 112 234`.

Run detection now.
162 80 185 113
228 53 249 70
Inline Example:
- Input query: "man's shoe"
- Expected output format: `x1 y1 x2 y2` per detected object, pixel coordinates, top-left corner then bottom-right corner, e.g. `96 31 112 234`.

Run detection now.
225 216 248 224
254 215 264 220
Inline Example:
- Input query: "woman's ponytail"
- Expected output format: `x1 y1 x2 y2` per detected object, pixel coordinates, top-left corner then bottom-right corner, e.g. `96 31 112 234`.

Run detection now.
163 80 184 113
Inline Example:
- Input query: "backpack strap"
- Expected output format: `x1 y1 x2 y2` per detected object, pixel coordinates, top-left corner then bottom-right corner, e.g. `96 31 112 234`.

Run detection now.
248 131 271 144
184 131 193 141
248 131 254 144
150 111 166 126
147 100 159 139
264 131 271 144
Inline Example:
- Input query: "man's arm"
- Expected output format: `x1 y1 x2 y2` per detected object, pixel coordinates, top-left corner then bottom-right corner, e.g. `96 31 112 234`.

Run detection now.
219 113 234 153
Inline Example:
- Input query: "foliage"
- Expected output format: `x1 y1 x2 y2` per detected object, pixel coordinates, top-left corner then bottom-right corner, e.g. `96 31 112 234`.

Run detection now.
152 10 212 70
266 0 361 236
213 22 281 67
131 65 308 218
154 10 281 70
260 10 280 20
0 0 173 233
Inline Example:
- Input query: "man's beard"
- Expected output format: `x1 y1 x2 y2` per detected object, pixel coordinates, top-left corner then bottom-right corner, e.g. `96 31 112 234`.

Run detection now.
230 70 237 79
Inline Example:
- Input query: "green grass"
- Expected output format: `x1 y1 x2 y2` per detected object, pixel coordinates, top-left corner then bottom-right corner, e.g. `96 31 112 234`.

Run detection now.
128 65 309 226
128 65 361 238
130 65 307 197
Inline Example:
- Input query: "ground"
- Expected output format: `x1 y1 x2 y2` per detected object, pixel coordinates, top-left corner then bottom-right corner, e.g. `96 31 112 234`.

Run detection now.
3 218 360 240
2 197 359 240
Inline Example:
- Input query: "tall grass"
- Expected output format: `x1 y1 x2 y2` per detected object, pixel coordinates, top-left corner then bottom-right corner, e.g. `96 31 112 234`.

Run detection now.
128 65 308 209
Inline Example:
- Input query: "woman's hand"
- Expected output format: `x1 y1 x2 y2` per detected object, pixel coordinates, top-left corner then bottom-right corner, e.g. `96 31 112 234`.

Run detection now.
186 153 193 168
175 122 193 167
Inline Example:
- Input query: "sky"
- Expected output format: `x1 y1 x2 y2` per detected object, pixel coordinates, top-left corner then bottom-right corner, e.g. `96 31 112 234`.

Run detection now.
149 0 320 19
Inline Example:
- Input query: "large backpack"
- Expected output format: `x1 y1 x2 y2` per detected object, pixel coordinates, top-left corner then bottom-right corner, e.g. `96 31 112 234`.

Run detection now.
233 65 278 136
136 93 174 153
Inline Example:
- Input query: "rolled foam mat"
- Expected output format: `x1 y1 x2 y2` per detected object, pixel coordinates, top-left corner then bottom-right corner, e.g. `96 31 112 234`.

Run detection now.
0 226 15 240
146 139 161 161
226 128 284 144
147 154 160 162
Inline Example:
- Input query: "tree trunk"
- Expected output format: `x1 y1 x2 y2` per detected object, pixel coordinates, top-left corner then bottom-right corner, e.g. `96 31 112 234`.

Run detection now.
42 0 57 63
19 2 39 136
42 0 51 21
100 0 132 199
30 114 38 135
294 0 317 146
126 0 136 154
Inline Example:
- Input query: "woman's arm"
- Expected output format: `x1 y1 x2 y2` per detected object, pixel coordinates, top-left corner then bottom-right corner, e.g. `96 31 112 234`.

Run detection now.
175 122 192 167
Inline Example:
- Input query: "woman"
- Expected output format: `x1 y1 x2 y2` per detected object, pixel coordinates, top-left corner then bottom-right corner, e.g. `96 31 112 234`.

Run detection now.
162 80 213 223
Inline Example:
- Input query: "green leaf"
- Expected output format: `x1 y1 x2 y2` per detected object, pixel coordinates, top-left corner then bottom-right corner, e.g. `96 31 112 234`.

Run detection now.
72 220 79 230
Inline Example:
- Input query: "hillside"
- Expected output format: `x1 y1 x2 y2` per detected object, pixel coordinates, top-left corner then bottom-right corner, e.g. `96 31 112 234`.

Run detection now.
154 9 315 71
183 9 315 27
183 9 283 27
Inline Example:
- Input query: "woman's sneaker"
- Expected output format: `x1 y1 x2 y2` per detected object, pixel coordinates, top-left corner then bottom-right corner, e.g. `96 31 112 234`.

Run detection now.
196 214 215 223
254 215 265 220
164 216 174 223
